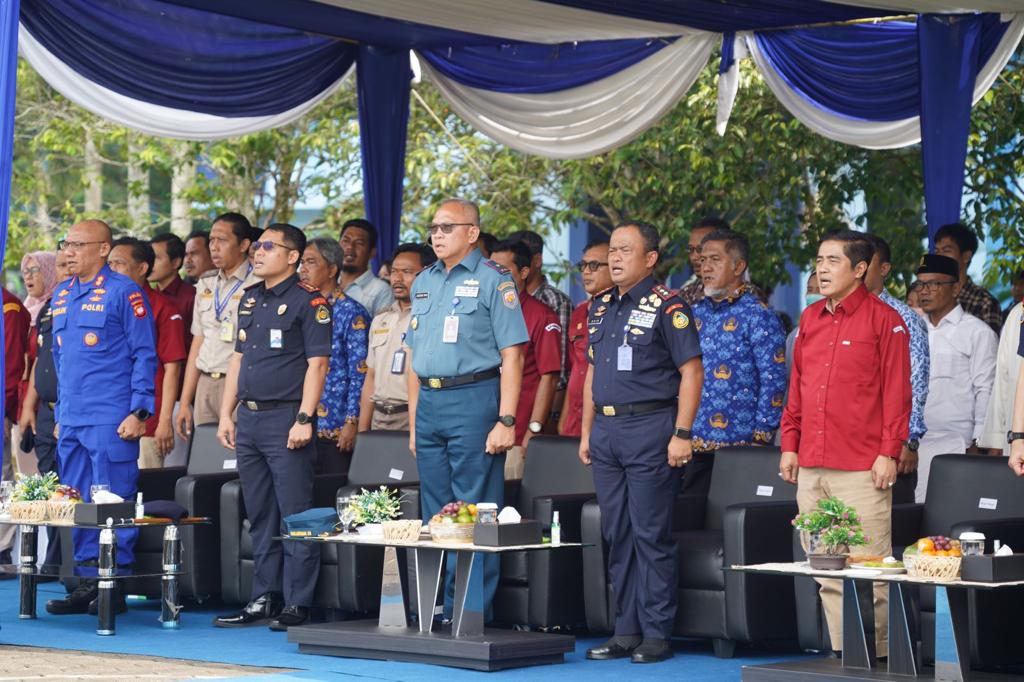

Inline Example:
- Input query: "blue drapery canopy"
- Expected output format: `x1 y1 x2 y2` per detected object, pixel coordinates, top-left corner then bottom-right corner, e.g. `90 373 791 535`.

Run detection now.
0 0 18 427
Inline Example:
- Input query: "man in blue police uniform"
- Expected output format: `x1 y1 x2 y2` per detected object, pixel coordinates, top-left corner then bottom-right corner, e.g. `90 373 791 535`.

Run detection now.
46 220 157 616
580 221 703 664
406 198 528 620
214 223 331 632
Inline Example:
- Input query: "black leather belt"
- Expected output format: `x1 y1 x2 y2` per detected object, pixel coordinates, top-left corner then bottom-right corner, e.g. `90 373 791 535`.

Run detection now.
373 402 409 415
595 399 675 417
241 400 300 411
418 367 500 390
200 370 225 380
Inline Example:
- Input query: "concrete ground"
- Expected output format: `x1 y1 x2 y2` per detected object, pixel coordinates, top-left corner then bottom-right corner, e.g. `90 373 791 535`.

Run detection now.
0 646 291 681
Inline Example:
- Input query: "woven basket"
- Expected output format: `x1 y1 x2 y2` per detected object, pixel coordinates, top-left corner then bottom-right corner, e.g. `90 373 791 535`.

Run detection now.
905 554 961 581
382 519 422 542
46 501 77 524
9 500 48 522
429 520 475 544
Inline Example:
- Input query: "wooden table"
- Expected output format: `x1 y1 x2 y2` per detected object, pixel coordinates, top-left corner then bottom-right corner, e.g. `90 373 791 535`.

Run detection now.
282 532 580 671
729 562 1024 682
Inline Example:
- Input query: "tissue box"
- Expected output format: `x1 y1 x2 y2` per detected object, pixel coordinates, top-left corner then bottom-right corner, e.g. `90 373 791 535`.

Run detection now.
473 519 542 547
73 502 136 526
962 554 1024 582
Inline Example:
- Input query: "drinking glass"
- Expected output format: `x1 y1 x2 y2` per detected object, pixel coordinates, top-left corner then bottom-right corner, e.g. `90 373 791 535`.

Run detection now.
90 483 110 502
336 495 355 534
0 480 13 514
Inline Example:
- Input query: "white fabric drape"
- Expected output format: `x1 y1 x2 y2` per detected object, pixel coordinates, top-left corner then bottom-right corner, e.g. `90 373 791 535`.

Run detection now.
419 34 716 159
747 13 1024 149
830 0 1024 12
18 24 354 141
716 33 749 136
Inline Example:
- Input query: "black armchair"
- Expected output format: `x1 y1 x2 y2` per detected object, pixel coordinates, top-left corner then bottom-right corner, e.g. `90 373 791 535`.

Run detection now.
582 446 798 657
491 435 595 630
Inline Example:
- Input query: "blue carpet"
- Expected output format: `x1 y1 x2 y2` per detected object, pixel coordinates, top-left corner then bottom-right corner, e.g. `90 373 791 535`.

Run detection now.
0 580 955 680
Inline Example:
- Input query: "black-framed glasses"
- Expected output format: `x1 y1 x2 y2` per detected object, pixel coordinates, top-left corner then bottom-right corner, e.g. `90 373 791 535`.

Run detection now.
575 260 609 273
252 240 293 252
914 279 957 293
687 245 703 254
21 266 41 277
58 239 105 252
428 222 474 235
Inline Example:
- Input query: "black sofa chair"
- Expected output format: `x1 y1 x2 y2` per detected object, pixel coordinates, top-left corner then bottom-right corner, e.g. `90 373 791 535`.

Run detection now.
220 430 418 614
491 435 595 630
794 453 1024 669
582 446 798 657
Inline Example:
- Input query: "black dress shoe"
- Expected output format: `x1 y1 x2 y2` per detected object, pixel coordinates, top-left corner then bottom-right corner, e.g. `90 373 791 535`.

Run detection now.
586 636 642 660
46 582 98 615
213 593 284 628
631 638 673 663
269 605 309 632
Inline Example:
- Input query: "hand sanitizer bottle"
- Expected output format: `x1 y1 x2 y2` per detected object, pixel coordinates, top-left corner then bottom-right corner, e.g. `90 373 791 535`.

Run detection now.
551 511 561 546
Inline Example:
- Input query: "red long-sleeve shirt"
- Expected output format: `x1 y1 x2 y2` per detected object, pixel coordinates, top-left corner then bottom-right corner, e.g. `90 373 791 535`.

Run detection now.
560 301 589 437
781 283 911 470
3 288 30 419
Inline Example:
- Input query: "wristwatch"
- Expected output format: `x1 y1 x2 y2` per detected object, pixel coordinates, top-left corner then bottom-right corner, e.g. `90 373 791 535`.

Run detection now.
528 421 543 434
905 438 920 452
131 408 151 421
673 427 692 440
499 415 516 428
1007 431 1024 444
295 411 311 425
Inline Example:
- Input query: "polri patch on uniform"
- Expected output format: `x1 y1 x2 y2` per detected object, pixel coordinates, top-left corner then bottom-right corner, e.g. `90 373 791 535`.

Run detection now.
84 332 99 347
316 305 332 325
502 290 519 309
133 304 147 319
672 310 689 329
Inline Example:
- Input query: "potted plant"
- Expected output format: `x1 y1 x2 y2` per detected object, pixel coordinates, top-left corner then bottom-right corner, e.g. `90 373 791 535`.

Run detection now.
346 486 403 537
792 496 868 570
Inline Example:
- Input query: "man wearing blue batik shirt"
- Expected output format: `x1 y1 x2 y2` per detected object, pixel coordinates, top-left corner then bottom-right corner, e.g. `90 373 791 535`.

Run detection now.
690 229 787 495
861 235 929 504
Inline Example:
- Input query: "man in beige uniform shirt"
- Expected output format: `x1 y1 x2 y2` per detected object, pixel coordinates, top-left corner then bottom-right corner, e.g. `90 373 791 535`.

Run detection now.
176 213 261 437
358 244 435 431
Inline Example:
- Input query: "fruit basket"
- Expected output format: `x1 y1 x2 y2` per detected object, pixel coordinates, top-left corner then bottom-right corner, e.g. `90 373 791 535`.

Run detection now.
382 519 422 542
429 500 478 544
46 485 82 524
905 554 962 581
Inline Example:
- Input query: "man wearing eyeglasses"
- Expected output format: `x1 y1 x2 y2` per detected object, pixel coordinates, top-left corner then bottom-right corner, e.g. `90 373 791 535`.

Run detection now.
407 198 528 622
214 224 331 632
914 254 996 502
45 220 157 616
560 240 611 437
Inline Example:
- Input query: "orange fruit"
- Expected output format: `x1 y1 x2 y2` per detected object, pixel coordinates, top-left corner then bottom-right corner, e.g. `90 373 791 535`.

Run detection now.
917 538 935 553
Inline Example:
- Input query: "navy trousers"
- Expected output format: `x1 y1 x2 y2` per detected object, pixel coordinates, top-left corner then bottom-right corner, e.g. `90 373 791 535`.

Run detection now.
235 404 318 607
590 408 680 639
416 377 505 619
58 424 139 564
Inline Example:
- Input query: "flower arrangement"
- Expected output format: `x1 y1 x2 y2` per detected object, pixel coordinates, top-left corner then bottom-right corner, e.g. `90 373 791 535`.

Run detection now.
346 486 403 525
13 472 60 502
792 495 868 556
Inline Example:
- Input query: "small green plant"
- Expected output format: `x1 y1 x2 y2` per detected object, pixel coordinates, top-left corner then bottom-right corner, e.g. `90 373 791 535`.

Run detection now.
13 472 59 502
347 486 403 524
792 496 868 555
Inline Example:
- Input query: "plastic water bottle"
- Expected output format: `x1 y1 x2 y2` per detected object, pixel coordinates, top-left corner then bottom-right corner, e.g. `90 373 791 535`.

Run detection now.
135 492 145 519
551 511 561 546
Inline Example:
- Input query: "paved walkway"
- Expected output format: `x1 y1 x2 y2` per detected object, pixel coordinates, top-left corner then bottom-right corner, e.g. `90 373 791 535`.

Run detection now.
0 646 289 681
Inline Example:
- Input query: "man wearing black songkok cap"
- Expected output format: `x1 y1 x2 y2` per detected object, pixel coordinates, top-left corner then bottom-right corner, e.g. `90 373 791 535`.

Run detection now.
913 254 996 501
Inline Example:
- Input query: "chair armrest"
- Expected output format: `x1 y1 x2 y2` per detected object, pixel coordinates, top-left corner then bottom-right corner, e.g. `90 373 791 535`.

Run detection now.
951 517 1024 553
399 486 421 520
673 493 706 531
581 498 614 633
219 479 246 603
175 472 238 601
723 500 799 566
532 493 595 541
892 503 925 558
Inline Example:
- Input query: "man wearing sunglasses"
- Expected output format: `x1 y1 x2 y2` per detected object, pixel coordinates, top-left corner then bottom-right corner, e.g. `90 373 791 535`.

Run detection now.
406 198 528 622
560 240 611 437
215 224 332 632
913 254 996 502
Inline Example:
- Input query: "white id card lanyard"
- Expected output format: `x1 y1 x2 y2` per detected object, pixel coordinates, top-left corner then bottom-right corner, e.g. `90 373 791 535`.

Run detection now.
443 296 460 343
617 325 632 371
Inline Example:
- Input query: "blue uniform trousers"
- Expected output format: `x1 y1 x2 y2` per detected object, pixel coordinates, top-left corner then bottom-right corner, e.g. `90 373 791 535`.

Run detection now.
235 404 318 607
416 377 505 619
590 408 680 639
36 404 62 566
58 424 139 565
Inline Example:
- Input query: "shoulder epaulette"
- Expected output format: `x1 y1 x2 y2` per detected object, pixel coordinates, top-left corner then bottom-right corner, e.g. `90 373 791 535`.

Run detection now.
297 281 318 293
483 259 510 275
652 283 676 300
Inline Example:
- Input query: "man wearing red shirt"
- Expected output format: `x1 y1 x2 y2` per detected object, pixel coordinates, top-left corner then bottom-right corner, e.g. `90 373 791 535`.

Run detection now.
110 239 187 469
490 240 561 480
781 231 911 659
0 287 30 564
151 233 196 349
560 240 611 438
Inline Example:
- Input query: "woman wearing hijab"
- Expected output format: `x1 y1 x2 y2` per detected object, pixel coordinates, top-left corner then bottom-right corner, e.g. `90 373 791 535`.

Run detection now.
18 251 59 417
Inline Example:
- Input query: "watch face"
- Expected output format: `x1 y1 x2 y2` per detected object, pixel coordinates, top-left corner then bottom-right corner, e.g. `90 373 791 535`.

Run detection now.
500 415 515 427
529 422 542 434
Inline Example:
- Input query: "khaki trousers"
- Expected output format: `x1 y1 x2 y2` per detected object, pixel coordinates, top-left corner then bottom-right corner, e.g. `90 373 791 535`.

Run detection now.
194 373 226 426
370 408 409 432
138 437 163 469
797 467 892 657
505 445 525 480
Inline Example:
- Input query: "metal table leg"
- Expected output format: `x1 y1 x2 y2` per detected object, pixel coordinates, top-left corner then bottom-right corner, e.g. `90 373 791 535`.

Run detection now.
96 526 117 636
888 581 918 676
841 577 876 670
160 525 182 629
18 525 37 619
378 546 407 628
413 548 444 633
946 586 971 682
451 552 483 638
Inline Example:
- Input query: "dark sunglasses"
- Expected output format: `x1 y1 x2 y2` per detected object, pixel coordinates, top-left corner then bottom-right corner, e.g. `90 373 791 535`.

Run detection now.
252 240 294 253
575 260 609 273
428 222 475 235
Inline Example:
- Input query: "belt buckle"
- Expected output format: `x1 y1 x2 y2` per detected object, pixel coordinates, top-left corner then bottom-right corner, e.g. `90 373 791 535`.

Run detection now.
210 372 223 380
602 405 616 417
428 378 442 389
245 401 259 411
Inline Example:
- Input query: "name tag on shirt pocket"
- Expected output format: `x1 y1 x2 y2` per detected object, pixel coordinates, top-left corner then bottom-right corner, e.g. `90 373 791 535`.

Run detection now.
454 285 479 298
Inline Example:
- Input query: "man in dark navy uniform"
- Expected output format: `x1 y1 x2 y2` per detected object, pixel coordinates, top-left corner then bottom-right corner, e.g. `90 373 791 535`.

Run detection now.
580 222 703 664
214 223 331 632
